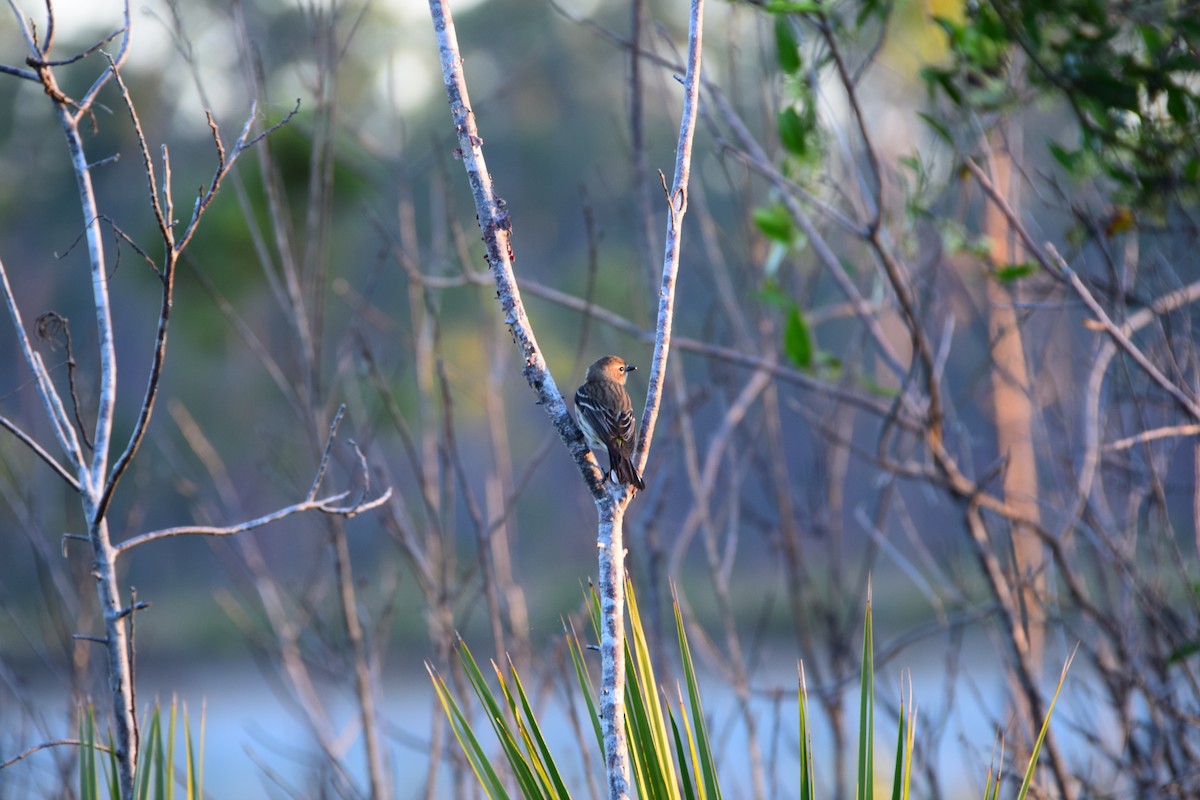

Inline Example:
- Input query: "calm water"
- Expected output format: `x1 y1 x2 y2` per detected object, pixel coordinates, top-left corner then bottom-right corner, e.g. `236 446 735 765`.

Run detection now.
3 637 1102 798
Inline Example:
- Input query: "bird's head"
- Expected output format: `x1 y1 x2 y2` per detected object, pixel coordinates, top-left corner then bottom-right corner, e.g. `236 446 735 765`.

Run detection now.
585 355 636 384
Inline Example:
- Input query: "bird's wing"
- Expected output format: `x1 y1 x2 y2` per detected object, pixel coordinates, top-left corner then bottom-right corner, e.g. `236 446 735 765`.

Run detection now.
575 384 635 452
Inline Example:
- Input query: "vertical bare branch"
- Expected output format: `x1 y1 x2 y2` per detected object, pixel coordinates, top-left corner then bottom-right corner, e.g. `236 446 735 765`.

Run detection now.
632 0 704 476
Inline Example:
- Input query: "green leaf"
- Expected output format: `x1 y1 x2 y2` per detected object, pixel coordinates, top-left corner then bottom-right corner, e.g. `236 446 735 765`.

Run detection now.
757 282 792 309
1186 157 1200 184
775 17 801 74
1138 23 1166 55
778 107 811 156
916 112 953 146
919 66 962 106
784 306 813 369
1169 641 1200 664
995 262 1039 282
765 0 823 13
1167 86 1189 124
1074 71 1140 112
1047 141 1081 173
753 205 794 244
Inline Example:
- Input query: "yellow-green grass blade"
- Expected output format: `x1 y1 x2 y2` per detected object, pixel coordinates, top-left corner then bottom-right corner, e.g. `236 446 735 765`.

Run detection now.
856 587 875 800
105 721 118 800
982 766 997 800
456 642 545 798
565 617 604 756
428 661 511 799
506 656 573 798
183 702 204 800
901 689 917 800
627 580 680 797
623 641 671 800
490 662 551 796
166 700 177 800
676 683 706 800
889 700 906 800
674 596 721 800
1016 646 1077 800
665 694 698 800
79 705 97 800
136 703 161 800
890 676 917 800
586 582 602 643
983 731 1004 800
798 664 814 800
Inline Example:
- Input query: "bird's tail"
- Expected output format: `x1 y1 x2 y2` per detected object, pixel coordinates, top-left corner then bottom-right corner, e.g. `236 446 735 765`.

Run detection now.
612 456 645 492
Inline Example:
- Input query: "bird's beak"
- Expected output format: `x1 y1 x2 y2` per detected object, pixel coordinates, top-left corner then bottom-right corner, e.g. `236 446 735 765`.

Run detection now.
627 365 637 371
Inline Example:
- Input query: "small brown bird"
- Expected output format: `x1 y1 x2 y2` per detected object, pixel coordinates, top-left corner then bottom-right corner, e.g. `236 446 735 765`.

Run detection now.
574 355 645 490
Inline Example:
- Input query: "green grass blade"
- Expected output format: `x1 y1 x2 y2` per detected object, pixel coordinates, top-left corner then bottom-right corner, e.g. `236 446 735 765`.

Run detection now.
586 581 602 643
503 657 572 798
902 688 917 800
1016 646 1076 800
627 581 679 798
509 656 570 794
166 699 177 800
666 696 698 800
856 585 875 800
427 661 511 799
565 617 604 756
623 641 668 800
137 703 161 800
888 705 902 800
456 644 545 798
673 594 721 800
184 704 199 800
79 705 97 800
196 700 206 799
798 664 813 800
105 722 119 800
182 700 206 800
889 673 917 800
675 683 706 800
981 727 1004 800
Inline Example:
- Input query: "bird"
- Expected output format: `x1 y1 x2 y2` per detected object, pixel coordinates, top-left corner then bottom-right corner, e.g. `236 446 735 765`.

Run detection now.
574 355 646 491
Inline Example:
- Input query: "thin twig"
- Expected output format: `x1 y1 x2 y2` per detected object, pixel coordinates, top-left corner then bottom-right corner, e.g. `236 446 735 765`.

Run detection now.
0 739 113 771
1052 243 1200 422
114 488 392 555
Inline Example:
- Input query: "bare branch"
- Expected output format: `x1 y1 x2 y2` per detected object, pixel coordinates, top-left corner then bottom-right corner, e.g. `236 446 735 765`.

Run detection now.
0 253 87 480
113 488 391 555
1050 243 1200 421
71 1 131 122
427 0 606 497
1105 424 1200 452
0 62 38 80
102 52 170 244
0 739 112 771
632 0 704 480
308 404 347 502
0 413 80 490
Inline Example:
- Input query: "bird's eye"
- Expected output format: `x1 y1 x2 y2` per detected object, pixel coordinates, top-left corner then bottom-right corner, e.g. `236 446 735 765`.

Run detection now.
619 366 625 372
